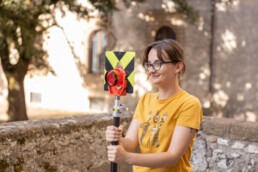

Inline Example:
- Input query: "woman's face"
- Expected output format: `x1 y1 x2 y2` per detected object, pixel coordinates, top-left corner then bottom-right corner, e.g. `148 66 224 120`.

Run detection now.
147 48 178 87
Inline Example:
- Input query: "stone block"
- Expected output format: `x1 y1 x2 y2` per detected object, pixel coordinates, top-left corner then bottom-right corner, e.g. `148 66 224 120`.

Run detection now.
202 117 258 142
245 145 258 154
229 121 258 142
217 138 229 146
231 142 245 149
202 117 232 137
231 152 241 158
217 159 228 169
210 137 217 142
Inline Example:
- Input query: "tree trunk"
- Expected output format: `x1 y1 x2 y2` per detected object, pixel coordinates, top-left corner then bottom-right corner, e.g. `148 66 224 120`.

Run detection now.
0 32 29 121
6 73 28 121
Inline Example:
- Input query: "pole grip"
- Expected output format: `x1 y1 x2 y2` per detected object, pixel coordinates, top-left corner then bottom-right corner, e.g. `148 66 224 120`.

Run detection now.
110 117 120 172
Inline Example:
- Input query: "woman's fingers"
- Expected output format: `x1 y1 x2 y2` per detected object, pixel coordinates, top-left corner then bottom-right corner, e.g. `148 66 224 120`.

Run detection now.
107 145 114 161
106 126 121 134
107 144 127 163
107 145 118 162
105 125 122 142
106 134 120 142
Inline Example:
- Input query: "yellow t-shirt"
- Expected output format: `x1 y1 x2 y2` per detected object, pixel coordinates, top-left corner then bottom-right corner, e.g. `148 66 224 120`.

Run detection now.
133 91 203 172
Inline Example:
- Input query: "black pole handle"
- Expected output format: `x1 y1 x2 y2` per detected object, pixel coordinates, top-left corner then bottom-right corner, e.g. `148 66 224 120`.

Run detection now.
110 117 120 172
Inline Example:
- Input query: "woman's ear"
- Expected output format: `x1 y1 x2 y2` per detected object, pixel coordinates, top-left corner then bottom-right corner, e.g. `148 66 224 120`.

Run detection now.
175 62 184 74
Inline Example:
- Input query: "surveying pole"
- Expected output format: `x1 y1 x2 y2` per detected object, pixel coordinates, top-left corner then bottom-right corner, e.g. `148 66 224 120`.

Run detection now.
104 51 135 172
111 96 120 172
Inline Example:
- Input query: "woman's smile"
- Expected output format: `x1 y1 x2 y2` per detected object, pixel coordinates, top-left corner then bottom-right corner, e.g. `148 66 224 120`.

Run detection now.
150 73 162 82
151 73 160 78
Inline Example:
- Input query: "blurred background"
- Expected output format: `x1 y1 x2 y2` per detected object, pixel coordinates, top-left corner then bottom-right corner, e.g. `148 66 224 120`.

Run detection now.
0 0 257 122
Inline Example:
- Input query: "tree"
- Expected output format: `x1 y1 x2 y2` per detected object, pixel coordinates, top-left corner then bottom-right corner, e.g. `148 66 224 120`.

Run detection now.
0 0 198 121
0 0 122 121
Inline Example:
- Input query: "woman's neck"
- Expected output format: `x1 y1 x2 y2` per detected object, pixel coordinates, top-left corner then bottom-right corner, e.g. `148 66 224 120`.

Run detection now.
157 82 182 100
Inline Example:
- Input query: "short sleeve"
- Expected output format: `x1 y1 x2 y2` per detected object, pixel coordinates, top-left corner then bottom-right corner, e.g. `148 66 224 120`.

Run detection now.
176 97 203 130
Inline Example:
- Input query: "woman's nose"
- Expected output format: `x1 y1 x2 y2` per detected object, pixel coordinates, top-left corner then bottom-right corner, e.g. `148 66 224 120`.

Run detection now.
148 67 156 74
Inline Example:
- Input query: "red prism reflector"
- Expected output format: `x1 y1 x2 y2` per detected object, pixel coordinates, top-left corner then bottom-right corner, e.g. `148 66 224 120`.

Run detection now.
106 71 117 86
105 68 127 96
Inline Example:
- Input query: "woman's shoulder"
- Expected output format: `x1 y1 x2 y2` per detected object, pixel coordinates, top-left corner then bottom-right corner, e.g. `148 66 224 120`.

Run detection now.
179 91 202 107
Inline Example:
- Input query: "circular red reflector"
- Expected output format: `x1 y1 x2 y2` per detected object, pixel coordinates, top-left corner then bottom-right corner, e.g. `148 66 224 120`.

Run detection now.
106 71 117 86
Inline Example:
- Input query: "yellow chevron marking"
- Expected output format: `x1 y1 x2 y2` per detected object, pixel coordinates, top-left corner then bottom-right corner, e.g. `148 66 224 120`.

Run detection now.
104 69 107 84
106 51 119 69
105 51 135 92
120 52 135 69
127 70 134 87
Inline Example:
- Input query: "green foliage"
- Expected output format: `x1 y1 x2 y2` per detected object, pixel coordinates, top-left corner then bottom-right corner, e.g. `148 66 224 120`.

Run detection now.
172 0 199 24
122 0 145 8
0 0 89 75
0 0 50 74
121 0 199 24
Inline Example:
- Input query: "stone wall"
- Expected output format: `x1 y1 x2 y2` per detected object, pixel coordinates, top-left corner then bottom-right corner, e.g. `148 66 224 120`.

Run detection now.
191 117 258 172
0 114 132 172
0 114 258 172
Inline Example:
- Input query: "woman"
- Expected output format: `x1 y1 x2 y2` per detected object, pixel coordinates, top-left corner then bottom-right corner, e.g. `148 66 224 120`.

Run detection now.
106 39 203 172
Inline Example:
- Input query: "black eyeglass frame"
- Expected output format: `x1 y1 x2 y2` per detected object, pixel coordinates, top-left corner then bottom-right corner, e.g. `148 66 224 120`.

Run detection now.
143 61 177 71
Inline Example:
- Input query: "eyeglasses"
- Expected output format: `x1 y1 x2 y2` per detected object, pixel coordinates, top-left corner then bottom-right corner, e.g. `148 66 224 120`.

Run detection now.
143 61 176 71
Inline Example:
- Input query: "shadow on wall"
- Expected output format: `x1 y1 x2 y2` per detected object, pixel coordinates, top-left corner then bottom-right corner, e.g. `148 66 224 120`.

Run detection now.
189 1 258 122
206 0 257 122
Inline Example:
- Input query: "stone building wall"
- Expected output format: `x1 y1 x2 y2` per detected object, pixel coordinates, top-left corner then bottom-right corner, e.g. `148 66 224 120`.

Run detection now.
182 0 211 105
0 114 257 172
65 0 258 121
183 0 258 121
211 0 258 121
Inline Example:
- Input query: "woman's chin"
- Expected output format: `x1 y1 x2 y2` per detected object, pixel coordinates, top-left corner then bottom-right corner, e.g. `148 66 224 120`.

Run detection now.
151 79 161 85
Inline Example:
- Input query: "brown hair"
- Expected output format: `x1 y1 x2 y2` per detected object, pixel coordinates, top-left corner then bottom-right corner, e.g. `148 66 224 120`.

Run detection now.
142 39 186 76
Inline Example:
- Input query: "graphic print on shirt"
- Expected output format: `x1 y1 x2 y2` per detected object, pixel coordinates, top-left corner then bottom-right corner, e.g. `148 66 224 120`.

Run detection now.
152 114 167 147
139 111 167 148
139 112 152 143
146 111 159 146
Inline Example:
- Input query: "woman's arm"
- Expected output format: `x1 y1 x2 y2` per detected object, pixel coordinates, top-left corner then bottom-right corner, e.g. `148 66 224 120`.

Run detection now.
107 125 197 168
120 119 139 152
106 119 139 152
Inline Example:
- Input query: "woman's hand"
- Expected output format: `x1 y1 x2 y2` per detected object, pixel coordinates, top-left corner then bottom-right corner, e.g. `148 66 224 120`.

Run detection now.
105 125 124 143
107 144 129 163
